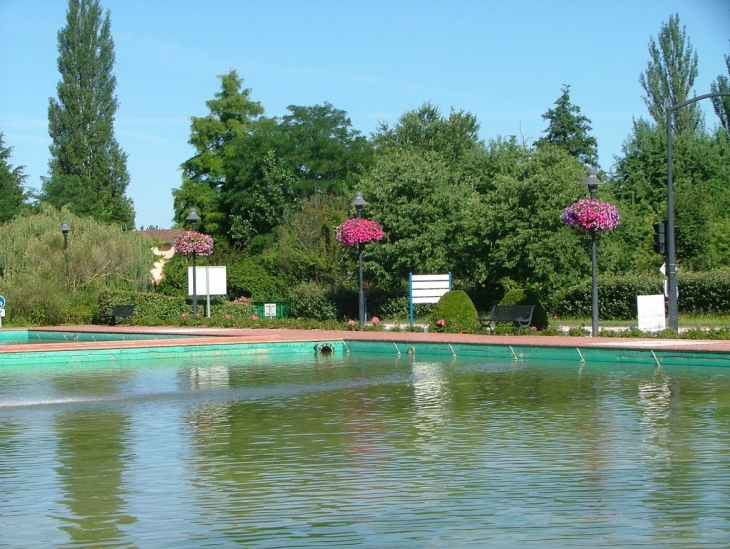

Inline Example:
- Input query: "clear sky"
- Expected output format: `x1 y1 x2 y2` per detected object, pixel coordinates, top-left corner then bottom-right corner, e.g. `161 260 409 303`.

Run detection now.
1 0 728 230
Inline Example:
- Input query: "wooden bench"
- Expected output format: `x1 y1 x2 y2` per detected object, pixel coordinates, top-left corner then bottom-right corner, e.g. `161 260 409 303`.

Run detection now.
103 304 135 326
478 305 535 334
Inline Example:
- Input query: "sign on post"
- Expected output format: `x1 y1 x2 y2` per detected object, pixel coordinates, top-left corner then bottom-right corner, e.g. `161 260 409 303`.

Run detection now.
0 295 5 328
409 273 452 326
187 266 227 317
637 294 666 332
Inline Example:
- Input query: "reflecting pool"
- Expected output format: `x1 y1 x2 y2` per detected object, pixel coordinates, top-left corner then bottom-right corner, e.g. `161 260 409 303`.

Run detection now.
1 353 729 548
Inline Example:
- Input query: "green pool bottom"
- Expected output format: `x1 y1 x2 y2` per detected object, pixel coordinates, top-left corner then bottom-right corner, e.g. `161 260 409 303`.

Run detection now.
1 330 729 369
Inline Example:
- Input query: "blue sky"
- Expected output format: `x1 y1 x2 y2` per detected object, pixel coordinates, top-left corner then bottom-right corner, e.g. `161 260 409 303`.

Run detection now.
1 0 728 230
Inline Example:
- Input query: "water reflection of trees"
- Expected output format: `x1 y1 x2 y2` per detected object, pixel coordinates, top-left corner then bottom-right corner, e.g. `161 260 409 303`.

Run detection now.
53 409 135 545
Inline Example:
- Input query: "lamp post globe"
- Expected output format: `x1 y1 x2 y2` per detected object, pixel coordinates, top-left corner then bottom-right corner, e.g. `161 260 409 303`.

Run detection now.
186 208 201 315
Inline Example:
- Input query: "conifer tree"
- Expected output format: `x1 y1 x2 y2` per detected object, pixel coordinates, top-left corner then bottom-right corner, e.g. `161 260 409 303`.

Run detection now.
42 0 134 227
537 85 598 167
0 132 29 223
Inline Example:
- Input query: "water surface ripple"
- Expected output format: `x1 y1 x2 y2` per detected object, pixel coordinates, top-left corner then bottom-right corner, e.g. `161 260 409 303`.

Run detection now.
1 355 729 547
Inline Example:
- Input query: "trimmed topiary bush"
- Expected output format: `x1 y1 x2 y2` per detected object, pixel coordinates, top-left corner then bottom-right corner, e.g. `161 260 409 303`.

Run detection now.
499 288 548 329
429 290 480 333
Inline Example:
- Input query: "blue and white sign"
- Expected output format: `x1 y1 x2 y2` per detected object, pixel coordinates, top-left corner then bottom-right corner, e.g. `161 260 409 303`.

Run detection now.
0 295 5 308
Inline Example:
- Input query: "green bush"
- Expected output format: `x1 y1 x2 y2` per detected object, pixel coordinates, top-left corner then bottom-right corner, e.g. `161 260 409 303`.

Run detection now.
429 290 480 333
552 273 664 320
499 288 548 329
288 282 338 321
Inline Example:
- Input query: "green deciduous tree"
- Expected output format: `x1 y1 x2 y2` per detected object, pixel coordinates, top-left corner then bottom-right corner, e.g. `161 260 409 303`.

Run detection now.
221 102 372 247
639 13 701 134
536 84 598 167
42 0 133 227
0 132 30 223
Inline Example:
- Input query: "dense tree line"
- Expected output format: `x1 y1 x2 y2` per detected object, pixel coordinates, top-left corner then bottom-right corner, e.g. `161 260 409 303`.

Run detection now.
2 9 728 321
159 12 728 318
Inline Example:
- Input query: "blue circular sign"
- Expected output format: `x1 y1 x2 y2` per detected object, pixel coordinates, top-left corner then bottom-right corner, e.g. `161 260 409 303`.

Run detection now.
0 295 5 308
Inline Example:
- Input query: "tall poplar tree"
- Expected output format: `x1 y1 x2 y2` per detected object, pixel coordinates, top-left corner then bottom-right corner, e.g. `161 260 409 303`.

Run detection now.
639 13 701 135
42 0 134 227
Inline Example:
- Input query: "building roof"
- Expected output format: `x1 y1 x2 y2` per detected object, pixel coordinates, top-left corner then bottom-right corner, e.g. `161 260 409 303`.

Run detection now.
139 229 186 244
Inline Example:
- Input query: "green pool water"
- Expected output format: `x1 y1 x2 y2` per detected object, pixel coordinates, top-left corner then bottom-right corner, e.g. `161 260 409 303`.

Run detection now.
1 351 729 547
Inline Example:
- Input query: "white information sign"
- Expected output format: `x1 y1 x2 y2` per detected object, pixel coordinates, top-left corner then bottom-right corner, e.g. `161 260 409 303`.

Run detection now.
187 266 228 318
637 294 666 332
187 266 227 296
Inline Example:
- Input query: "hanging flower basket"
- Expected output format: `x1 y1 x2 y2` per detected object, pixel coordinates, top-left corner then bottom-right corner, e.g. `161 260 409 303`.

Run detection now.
562 199 620 234
174 230 214 256
336 218 385 247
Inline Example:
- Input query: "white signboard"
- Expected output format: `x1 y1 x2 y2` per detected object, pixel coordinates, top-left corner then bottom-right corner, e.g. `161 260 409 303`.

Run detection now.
637 294 666 332
264 303 277 317
188 266 227 296
409 273 452 326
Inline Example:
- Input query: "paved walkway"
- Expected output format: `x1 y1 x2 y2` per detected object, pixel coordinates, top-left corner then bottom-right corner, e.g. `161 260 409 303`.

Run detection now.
2 325 730 354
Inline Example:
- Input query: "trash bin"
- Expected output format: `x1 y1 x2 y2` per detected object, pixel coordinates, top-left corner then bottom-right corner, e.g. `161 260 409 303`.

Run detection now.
252 301 290 319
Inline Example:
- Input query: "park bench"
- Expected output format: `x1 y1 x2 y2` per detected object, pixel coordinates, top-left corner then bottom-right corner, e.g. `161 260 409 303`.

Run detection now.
478 305 535 334
103 304 135 326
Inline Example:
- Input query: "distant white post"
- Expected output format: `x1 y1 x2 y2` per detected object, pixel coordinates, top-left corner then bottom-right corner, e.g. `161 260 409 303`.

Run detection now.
409 273 452 326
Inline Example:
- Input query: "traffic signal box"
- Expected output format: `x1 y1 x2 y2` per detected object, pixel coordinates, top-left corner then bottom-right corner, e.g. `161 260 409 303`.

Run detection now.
653 222 666 255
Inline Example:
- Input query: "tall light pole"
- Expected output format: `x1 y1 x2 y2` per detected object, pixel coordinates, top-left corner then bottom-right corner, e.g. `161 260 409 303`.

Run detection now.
60 220 70 279
666 92 730 332
583 169 604 337
352 191 367 328
186 208 201 315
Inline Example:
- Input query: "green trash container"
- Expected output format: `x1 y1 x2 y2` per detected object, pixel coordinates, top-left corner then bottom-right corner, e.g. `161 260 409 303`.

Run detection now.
252 301 290 319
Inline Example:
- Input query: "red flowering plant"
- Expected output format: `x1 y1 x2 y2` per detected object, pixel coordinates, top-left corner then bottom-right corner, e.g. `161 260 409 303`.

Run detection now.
173 231 214 256
335 218 385 247
561 199 620 234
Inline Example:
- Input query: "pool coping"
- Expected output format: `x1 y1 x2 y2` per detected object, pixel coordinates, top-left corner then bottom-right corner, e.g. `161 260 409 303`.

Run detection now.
1 325 730 368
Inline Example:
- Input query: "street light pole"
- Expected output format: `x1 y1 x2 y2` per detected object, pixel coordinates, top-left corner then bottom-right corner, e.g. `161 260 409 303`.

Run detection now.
351 191 368 328
186 208 201 316
583 169 603 337
666 92 730 332
60 220 70 279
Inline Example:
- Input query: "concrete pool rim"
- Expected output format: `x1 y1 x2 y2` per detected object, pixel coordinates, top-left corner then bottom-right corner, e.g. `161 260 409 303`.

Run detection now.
2 326 730 368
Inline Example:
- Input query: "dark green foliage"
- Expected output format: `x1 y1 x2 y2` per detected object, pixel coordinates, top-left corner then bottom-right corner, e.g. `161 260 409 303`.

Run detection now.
0 133 29 223
225 258 288 301
553 274 664 320
43 0 134 227
536 85 598 166
429 290 480 333
676 270 730 315
288 282 338 321
97 289 255 324
499 288 548 329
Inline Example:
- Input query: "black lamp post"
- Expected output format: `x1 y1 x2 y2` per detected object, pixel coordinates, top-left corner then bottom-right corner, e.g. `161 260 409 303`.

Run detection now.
351 191 367 328
583 169 603 337
60 220 70 278
186 208 201 315
666 92 730 332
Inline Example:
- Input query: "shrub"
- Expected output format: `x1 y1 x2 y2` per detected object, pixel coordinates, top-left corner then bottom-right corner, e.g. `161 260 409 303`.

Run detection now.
499 288 549 329
428 290 480 333
288 282 338 321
